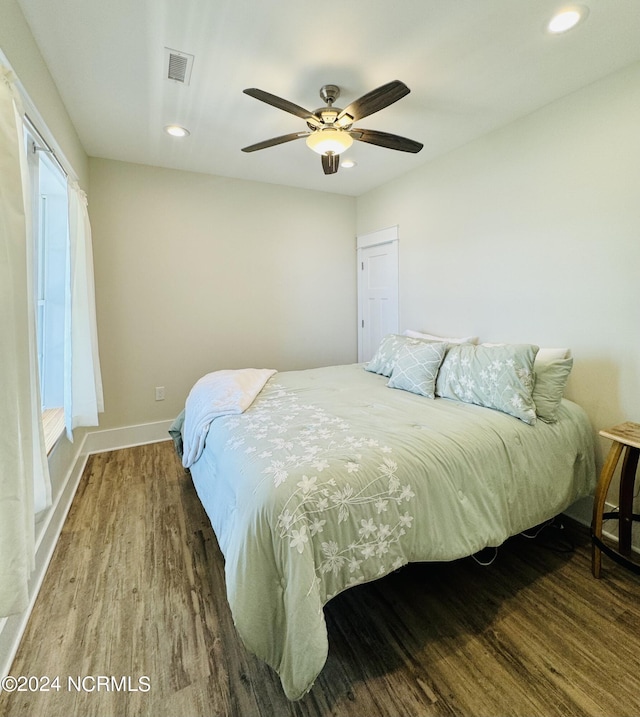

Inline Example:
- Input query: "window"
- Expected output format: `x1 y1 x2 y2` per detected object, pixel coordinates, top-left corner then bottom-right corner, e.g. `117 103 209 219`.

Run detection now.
24 120 69 450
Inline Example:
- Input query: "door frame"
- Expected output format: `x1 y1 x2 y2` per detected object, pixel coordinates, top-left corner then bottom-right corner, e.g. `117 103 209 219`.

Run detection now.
357 225 399 362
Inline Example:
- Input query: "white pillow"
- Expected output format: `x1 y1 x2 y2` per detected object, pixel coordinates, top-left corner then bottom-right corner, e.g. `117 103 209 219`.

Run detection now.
535 347 571 364
404 329 478 344
483 344 571 366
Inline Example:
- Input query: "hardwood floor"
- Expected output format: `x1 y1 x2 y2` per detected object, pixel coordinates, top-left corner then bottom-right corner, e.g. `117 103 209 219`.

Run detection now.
2 440 639 717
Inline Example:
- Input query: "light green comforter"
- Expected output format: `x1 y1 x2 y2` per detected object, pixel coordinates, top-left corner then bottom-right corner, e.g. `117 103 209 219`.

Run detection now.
185 363 596 699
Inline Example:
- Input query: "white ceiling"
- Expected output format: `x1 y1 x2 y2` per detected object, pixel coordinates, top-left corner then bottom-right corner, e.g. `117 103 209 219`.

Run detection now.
16 0 640 196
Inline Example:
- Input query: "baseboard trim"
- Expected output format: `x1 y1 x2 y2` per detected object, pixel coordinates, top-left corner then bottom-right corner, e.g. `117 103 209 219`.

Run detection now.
82 420 173 455
0 433 88 681
563 495 640 554
1 419 174 681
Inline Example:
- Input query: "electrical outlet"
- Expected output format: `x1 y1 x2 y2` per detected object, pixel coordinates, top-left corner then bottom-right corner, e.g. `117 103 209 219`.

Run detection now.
155 386 165 401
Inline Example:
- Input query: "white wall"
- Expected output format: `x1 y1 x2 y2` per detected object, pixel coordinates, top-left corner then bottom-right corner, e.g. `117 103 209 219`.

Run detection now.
89 158 357 429
357 61 640 460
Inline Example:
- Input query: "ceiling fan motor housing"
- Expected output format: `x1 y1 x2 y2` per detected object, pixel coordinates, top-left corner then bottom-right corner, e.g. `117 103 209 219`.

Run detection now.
319 84 340 105
307 85 345 130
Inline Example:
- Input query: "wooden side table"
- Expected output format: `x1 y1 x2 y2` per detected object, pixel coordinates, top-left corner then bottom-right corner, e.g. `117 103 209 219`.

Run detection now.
591 421 640 578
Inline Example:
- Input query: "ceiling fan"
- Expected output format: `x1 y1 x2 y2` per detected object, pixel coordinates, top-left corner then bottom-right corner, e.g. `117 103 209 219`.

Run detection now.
241 80 423 175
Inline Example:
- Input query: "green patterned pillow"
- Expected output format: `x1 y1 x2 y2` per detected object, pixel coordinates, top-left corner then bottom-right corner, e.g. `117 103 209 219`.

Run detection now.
387 341 448 398
436 343 539 424
365 334 435 377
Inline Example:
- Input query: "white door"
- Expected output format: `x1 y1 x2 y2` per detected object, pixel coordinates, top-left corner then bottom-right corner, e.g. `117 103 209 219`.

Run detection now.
357 227 399 362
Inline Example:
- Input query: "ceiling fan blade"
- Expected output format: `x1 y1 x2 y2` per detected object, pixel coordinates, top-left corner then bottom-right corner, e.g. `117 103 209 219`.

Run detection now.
350 128 423 153
243 88 321 127
322 153 339 175
241 132 308 152
337 80 410 124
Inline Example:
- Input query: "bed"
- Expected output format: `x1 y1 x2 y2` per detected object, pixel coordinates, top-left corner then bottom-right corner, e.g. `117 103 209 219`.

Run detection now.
171 341 596 700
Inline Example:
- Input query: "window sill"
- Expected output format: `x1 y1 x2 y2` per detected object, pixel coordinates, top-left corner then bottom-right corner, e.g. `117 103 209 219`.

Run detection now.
42 408 65 455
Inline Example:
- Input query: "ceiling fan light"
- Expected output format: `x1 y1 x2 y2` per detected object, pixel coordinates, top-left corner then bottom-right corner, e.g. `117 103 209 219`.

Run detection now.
306 129 353 155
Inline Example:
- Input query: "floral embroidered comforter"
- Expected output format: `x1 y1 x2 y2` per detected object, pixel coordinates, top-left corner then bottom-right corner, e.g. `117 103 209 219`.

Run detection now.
179 363 596 700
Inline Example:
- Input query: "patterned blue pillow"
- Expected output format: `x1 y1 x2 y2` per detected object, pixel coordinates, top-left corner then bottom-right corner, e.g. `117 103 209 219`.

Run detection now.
436 343 539 424
365 334 434 377
387 341 448 398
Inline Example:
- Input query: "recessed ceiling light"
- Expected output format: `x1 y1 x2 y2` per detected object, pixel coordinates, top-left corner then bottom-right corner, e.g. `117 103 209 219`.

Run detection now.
547 6 588 34
340 158 357 169
164 125 190 137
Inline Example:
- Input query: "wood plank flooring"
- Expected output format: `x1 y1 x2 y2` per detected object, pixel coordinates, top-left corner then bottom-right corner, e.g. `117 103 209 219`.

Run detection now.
2 440 639 717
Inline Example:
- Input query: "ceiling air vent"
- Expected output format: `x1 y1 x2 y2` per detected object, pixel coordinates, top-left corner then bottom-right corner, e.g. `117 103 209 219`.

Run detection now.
164 48 194 85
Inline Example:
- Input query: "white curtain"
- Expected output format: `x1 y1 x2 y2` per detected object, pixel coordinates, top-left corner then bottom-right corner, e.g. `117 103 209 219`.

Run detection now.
64 181 104 440
0 65 51 617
